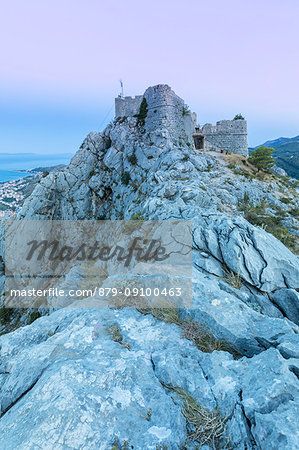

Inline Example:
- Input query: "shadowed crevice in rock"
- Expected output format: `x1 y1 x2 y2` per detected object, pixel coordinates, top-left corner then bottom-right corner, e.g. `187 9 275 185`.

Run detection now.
0 368 46 419
289 365 299 380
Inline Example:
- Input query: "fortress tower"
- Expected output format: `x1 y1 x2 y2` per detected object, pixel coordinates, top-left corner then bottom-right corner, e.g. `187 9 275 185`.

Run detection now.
115 85 248 157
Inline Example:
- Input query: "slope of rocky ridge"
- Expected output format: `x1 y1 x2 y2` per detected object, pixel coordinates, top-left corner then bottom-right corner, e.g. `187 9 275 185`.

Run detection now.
0 88 299 449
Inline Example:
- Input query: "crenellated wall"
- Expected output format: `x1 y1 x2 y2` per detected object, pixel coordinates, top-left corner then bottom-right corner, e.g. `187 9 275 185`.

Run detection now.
198 120 248 156
115 95 143 118
114 85 248 157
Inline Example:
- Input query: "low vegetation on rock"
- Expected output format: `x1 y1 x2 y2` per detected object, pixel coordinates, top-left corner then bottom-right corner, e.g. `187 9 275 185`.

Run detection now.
136 98 148 127
139 305 241 358
162 384 227 448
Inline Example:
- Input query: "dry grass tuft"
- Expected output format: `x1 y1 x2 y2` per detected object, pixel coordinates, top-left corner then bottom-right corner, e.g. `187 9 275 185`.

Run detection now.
141 305 181 325
181 319 236 355
139 302 241 359
225 154 273 182
163 384 228 449
222 269 242 290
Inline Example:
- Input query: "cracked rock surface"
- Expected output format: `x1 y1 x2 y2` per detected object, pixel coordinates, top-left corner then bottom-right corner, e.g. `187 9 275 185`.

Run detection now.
1 309 298 449
0 109 299 448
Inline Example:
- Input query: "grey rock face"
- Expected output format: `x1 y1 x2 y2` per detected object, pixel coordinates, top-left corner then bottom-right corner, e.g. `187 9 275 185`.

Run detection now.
236 348 299 449
193 213 298 293
0 309 298 449
277 334 299 359
0 310 184 449
270 288 299 325
270 165 287 176
187 267 298 357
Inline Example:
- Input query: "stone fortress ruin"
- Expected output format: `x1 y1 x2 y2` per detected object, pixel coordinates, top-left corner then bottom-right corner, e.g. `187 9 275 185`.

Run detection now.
115 84 248 157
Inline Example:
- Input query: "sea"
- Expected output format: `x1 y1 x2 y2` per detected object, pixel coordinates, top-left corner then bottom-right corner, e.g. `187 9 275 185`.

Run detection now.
0 153 73 183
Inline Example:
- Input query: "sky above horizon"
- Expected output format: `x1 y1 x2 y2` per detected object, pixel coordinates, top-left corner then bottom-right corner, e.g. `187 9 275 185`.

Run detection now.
1 0 298 154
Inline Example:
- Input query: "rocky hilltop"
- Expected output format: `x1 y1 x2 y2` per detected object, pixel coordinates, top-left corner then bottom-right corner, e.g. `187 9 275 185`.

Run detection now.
0 85 299 449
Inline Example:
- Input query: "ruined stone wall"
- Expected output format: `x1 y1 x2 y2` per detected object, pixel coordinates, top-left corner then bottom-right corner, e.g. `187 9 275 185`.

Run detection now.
200 120 248 156
115 95 143 118
114 87 247 156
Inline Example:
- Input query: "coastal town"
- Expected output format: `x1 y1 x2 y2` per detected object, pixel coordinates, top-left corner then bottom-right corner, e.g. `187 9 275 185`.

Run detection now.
0 165 65 217
0 176 39 217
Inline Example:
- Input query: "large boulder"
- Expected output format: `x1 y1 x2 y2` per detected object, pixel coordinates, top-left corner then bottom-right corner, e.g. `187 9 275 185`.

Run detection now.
193 213 299 292
185 267 299 356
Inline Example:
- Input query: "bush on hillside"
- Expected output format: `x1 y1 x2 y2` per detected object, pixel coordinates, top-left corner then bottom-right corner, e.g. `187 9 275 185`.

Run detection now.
248 145 275 172
136 98 148 127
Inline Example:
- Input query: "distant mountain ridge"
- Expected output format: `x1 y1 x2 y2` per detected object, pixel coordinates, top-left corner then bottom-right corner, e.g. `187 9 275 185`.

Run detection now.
249 135 299 179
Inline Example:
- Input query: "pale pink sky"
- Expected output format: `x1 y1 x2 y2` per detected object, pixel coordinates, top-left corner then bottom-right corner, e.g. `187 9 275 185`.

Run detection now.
1 0 298 153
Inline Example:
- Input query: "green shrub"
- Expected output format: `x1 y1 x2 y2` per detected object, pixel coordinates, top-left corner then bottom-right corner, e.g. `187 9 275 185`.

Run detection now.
227 163 236 169
182 104 191 116
243 209 298 253
270 226 298 252
118 116 127 124
233 168 254 180
233 113 245 120
182 155 189 161
111 440 129 450
29 311 41 324
244 210 280 227
248 146 275 172
121 171 131 185
136 98 148 127
0 307 12 324
243 192 250 204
